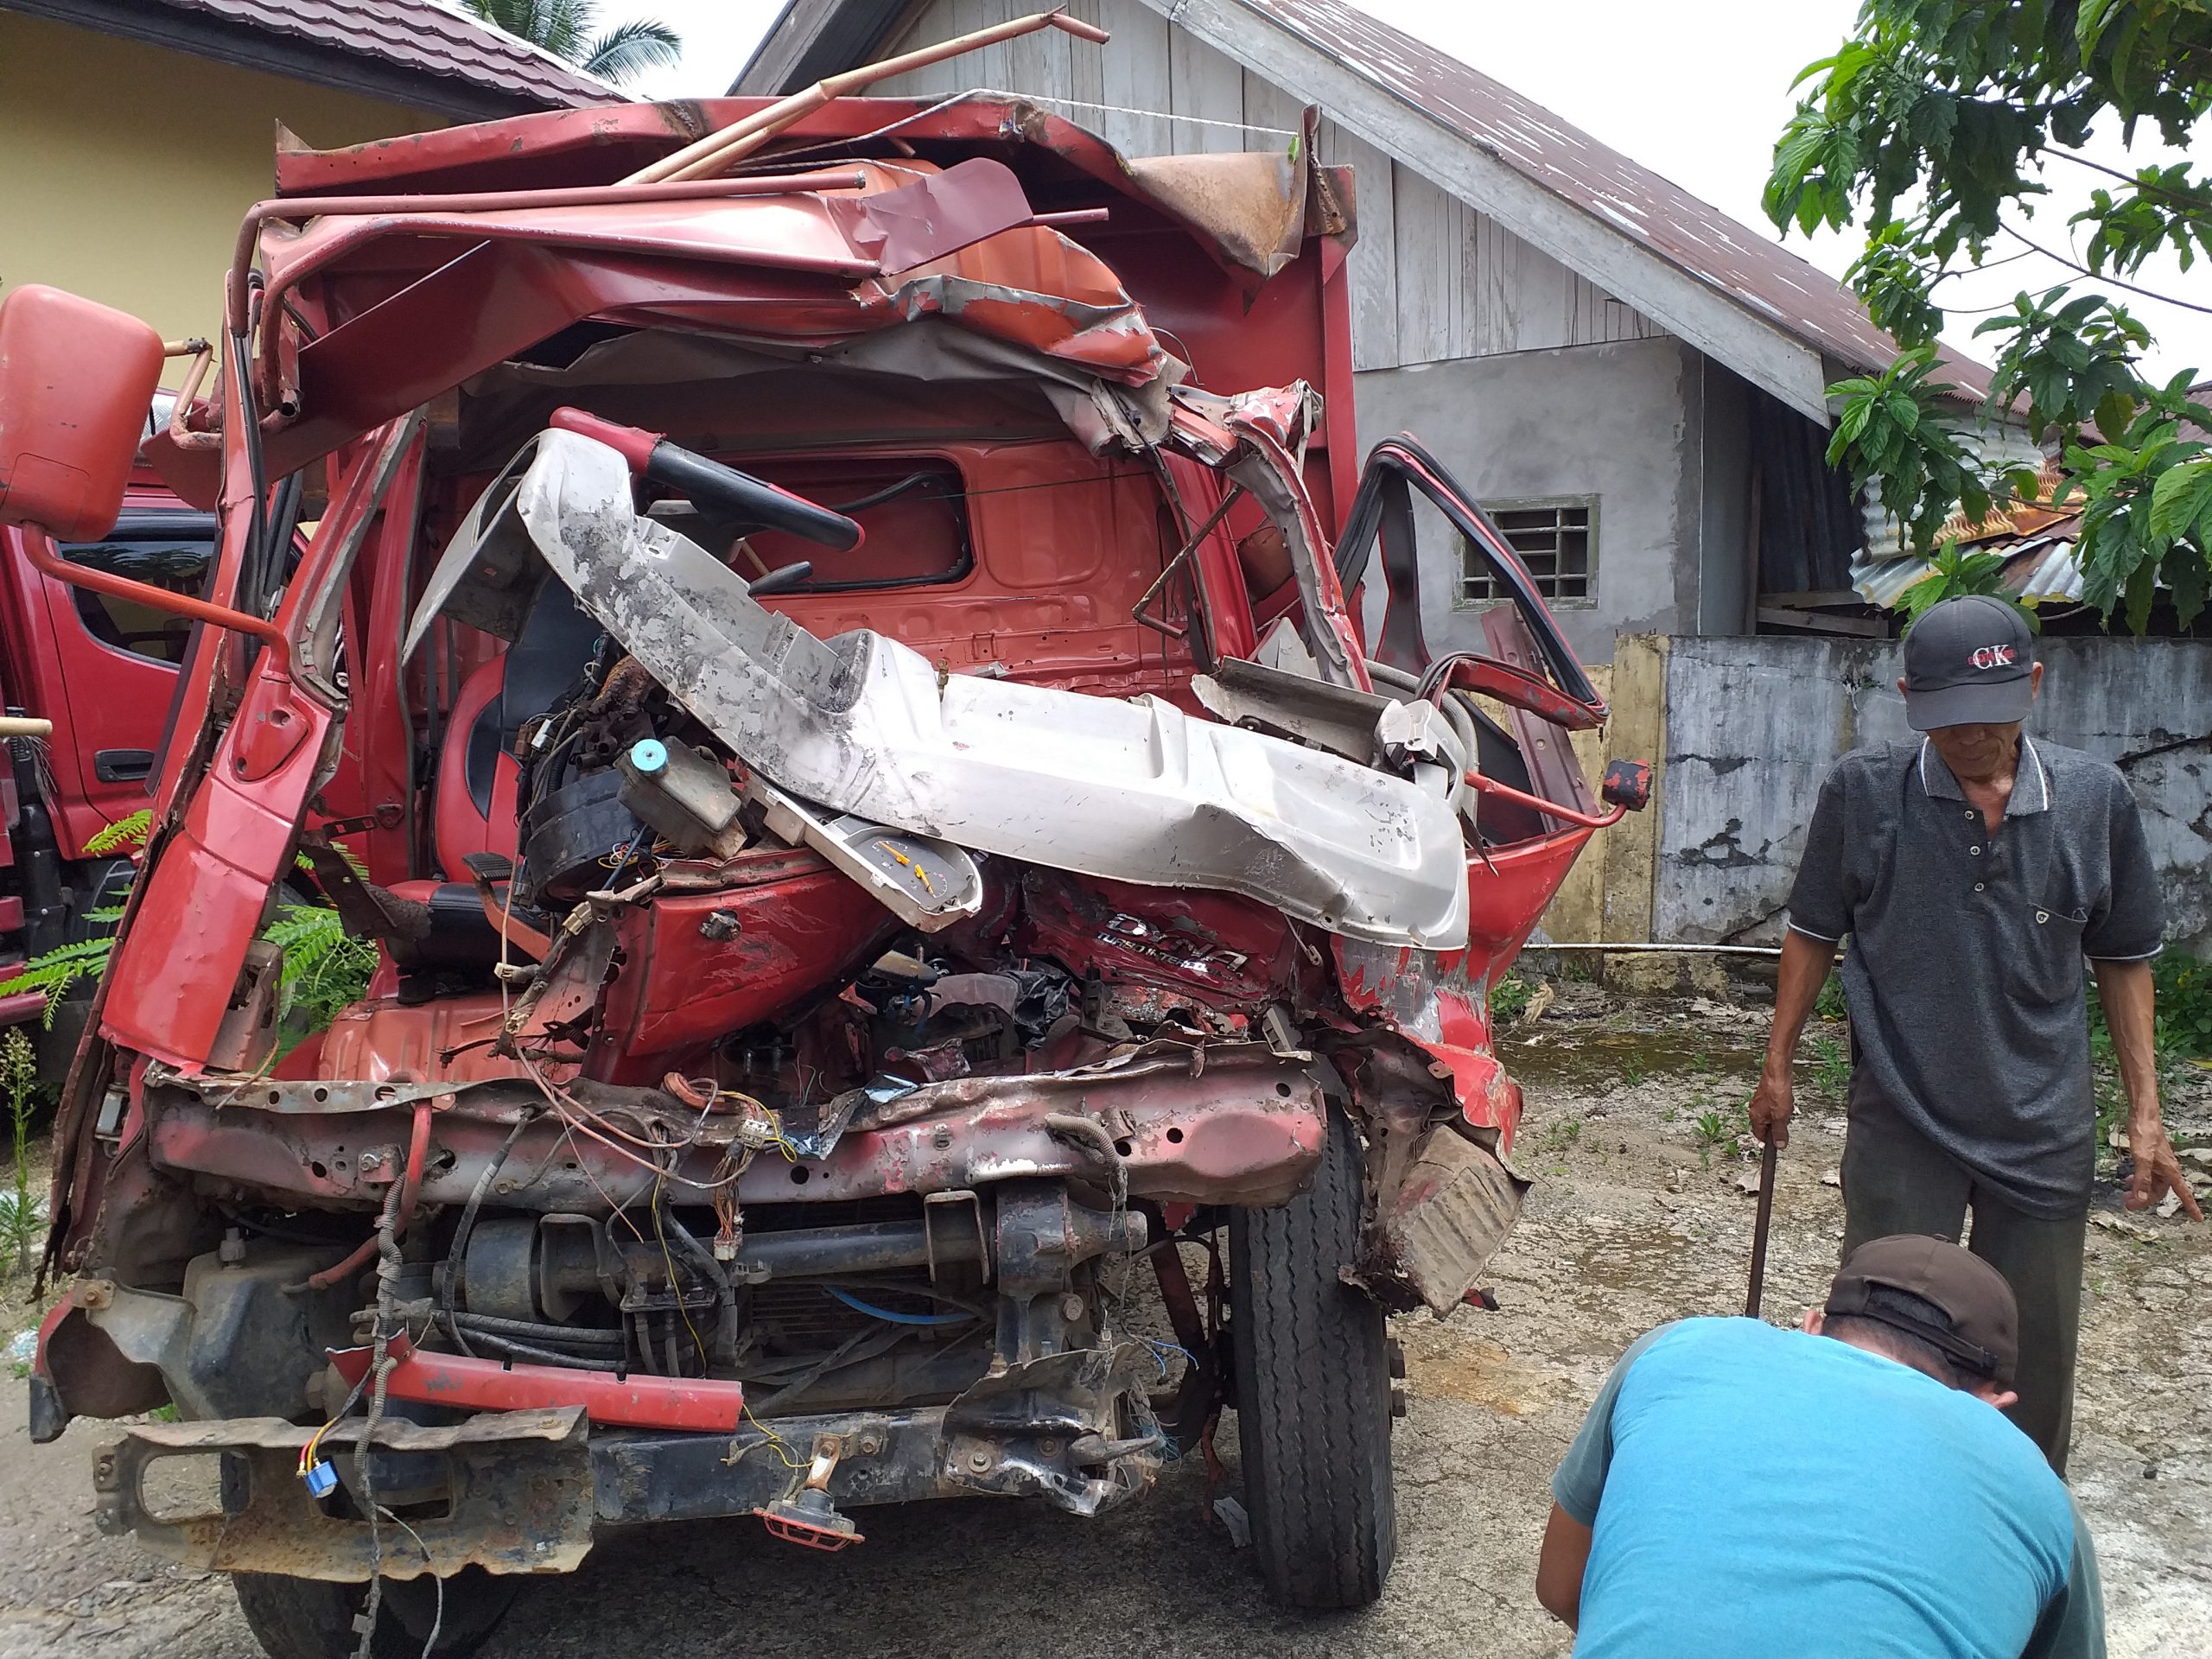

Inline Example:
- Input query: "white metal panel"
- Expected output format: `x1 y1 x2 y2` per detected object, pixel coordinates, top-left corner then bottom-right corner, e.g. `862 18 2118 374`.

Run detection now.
513 431 1474 950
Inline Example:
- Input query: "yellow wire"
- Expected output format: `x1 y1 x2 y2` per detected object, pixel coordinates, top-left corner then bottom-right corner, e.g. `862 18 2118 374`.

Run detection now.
652 1170 711 1368
655 1168 802 1471
741 1394 806 1471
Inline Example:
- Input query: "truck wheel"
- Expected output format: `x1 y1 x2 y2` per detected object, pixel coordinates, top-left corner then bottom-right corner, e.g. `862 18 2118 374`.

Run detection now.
233 1568 518 1659
1229 1109 1395 1608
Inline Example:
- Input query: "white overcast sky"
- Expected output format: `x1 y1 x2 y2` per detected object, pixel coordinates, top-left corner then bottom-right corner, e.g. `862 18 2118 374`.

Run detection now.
592 0 2212 382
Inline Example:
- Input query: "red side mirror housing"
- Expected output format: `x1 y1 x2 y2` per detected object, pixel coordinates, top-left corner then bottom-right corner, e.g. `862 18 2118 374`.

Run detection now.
1600 759 1653 811
0 285 165 541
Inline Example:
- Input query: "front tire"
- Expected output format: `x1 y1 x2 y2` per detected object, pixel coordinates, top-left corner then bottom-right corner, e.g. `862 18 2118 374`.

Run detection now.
234 1568 518 1659
1229 1110 1396 1608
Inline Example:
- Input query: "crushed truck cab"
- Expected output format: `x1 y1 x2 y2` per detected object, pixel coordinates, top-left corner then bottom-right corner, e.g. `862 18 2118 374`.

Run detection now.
4 62 1633 1651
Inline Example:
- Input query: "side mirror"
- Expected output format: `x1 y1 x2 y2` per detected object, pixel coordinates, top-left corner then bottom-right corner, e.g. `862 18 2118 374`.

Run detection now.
1600 759 1653 811
0 285 164 541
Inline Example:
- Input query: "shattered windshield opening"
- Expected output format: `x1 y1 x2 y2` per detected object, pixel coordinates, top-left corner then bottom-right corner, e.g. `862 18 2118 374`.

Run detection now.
655 454 973 595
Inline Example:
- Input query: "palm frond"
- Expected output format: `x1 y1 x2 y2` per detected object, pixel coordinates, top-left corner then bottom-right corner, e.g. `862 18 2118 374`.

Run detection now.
581 16 683 82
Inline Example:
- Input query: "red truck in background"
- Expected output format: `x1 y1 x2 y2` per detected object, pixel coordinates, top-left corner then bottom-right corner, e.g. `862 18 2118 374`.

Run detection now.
0 470 216 1067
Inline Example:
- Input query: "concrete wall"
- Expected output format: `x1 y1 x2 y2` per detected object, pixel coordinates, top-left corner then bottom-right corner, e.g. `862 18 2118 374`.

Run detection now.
0 13 443 342
1654 636 2212 951
1353 336 1701 664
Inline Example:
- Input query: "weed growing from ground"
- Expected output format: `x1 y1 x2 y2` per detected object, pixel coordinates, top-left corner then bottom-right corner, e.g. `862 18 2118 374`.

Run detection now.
1808 1032 1851 1100
1541 1117 1583 1155
1622 1057 1649 1089
1490 973 1533 1023
1815 971 1848 1023
1691 1098 1754 1168
0 1028 44 1276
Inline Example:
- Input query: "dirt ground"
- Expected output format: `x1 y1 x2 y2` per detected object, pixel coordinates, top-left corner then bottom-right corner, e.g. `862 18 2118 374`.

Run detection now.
0 987 2206 1659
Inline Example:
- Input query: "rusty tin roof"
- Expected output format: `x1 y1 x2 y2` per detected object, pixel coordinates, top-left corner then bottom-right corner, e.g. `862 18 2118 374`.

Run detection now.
740 0 1993 401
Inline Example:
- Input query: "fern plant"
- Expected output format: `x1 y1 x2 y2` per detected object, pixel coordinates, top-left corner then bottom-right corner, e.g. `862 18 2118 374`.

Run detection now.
263 905 380 1029
83 810 150 856
0 810 378 1041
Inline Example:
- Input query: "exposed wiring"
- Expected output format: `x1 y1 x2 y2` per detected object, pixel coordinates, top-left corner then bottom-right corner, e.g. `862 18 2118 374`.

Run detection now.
351 1179 405 1659
652 1170 712 1370
823 1284 974 1327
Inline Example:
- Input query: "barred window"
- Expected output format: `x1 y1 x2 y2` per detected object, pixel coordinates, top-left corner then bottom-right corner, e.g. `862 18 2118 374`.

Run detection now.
1461 499 1595 605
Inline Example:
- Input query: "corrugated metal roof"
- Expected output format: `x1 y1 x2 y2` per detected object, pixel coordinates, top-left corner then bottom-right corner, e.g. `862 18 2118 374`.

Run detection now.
146 0 618 110
1851 533 2087 609
1228 0 1985 393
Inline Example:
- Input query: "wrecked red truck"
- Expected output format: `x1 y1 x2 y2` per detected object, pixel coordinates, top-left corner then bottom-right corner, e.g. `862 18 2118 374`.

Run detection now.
1 58 1643 1659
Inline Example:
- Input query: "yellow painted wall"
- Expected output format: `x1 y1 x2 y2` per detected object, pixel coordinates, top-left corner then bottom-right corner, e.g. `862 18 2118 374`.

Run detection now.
0 13 445 343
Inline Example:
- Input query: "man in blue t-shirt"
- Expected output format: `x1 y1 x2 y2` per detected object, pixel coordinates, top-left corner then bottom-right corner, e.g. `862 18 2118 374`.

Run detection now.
1536 1235 2101 1657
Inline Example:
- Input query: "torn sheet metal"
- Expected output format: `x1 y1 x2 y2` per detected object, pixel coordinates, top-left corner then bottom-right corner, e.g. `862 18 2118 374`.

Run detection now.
495 429 1469 950
1372 1122 1529 1316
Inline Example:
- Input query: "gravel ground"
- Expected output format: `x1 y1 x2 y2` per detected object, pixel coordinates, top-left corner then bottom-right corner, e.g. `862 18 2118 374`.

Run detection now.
0 990 2205 1659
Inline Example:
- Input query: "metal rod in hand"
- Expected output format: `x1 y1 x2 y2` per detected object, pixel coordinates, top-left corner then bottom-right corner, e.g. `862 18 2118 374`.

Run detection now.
1745 1136 1779 1319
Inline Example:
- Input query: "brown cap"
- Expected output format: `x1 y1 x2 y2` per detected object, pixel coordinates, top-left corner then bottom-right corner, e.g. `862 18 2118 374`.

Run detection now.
1825 1235 2018 1384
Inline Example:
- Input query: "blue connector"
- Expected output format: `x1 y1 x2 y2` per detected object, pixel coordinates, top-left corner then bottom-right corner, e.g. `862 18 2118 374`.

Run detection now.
302 1459 338 1498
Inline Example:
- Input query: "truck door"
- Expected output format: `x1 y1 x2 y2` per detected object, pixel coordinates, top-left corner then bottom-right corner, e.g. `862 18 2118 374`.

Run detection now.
24 505 214 849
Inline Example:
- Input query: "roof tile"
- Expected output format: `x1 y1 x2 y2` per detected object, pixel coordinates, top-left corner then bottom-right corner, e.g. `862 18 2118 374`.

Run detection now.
149 0 619 110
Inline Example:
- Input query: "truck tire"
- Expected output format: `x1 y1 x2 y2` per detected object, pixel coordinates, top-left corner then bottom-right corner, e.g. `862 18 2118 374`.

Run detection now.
234 1568 518 1659
1229 1109 1395 1608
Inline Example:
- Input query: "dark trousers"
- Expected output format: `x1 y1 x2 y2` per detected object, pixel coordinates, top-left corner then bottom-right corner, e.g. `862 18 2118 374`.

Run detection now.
1840 1088 2087 1475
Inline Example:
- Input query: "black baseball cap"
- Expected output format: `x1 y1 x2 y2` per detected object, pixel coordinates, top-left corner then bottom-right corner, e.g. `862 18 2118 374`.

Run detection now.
1826 1235 2018 1383
1903 594 2035 731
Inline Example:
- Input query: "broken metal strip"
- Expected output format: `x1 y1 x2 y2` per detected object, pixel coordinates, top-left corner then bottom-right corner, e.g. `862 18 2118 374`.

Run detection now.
327 1332 748 1431
1131 481 1244 645
94 1408 593 1580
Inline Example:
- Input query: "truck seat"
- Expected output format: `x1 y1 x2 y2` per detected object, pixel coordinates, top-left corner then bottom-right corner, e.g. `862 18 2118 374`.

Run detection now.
432 581 602 880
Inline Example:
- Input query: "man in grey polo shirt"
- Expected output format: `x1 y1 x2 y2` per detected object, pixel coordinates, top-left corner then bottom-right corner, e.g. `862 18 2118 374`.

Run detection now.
1751 594 2202 1472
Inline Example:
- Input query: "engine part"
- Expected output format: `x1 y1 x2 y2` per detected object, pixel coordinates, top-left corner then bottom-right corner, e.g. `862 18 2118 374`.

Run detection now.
515 769 643 905
459 1211 992 1326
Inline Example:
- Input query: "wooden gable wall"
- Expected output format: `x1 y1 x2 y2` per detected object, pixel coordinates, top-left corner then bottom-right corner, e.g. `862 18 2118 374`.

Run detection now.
874 0 1666 372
